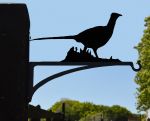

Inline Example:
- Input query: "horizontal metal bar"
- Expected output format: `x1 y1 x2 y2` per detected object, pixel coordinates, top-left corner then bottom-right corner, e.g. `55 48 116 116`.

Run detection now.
30 61 134 66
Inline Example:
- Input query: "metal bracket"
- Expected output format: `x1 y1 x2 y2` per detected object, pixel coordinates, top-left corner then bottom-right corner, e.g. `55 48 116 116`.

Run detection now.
28 61 141 102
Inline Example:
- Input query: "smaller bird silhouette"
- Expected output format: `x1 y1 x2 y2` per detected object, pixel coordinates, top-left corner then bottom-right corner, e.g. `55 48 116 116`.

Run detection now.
31 13 122 58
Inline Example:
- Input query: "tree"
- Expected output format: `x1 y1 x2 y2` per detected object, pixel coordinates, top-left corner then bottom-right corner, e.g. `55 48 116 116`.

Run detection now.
109 105 131 121
79 105 131 121
50 99 131 121
135 16 150 111
50 99 83 121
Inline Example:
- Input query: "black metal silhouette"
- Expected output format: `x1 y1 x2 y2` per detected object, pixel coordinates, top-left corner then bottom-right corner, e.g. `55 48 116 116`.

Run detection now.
28 60 141 101
28 12 142 102
62 47 121 62
31 13 122 58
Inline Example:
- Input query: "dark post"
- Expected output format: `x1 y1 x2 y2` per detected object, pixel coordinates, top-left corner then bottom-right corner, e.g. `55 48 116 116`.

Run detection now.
0 4 30 121
62 102 66 121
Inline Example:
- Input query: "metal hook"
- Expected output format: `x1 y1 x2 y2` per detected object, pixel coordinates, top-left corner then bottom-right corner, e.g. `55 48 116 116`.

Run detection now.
130 60 142 72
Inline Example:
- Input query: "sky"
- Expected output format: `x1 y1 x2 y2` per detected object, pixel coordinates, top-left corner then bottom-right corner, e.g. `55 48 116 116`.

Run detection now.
1 0 150 113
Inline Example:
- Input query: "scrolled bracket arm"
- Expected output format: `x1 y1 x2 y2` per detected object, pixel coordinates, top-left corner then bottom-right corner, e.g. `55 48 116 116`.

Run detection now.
28 60 142 102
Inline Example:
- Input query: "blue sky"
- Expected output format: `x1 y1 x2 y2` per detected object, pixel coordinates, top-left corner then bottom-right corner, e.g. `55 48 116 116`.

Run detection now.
2 0 150 113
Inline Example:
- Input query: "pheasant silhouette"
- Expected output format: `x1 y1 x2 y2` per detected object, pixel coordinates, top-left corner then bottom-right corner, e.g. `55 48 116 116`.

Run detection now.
32 13 122 58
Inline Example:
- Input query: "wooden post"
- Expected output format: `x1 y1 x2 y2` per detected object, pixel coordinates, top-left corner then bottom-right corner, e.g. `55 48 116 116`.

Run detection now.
0 4 30 121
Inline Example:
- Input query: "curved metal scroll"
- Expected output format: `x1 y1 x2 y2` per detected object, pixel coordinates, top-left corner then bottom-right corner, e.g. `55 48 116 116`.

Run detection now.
29 61 141 100
130 60 141 71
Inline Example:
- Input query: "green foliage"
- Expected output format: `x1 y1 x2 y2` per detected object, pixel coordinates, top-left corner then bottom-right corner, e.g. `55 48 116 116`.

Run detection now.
50 99 82 121
79 113 103 121
135 16 150 111
79 105 131 121
50 99 131 121
108 105 131 121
